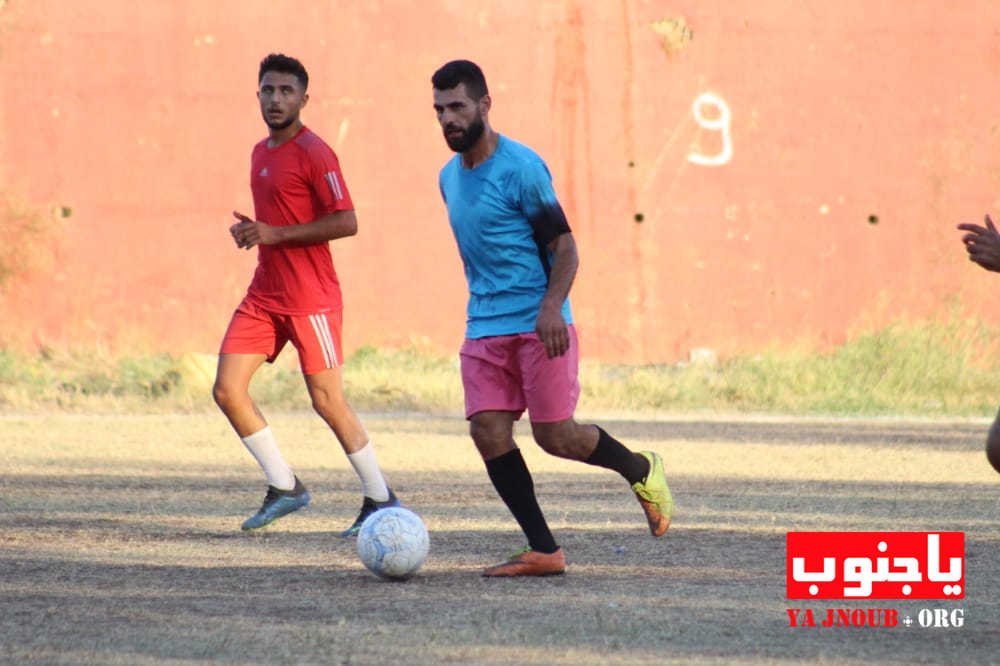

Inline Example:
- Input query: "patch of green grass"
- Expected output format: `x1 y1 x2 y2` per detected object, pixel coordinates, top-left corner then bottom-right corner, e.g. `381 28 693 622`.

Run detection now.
0 345 464 414
234 344 464 413
581 317 1000 416
0 349 184 411
3 318 1000 416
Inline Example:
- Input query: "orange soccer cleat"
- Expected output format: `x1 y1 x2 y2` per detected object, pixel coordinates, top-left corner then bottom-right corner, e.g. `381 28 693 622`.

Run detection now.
482 547 567 577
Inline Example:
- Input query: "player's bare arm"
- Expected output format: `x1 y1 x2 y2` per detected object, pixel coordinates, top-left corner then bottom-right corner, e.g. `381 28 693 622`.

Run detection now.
957 214 1000 272
536 232 579 358
230 209 358 249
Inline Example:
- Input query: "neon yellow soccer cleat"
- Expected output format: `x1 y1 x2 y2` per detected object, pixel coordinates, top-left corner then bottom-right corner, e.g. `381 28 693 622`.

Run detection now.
631 451 673 537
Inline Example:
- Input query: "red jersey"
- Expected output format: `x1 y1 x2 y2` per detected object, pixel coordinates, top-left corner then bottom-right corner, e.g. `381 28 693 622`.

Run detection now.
243 126 354 314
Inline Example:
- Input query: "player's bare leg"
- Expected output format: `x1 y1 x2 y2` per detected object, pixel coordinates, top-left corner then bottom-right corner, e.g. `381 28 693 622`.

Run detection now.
532 418 673 537
529 419 597 460
304 366 369 453
306 367 399 535
214 353 310 529
213 353 268 436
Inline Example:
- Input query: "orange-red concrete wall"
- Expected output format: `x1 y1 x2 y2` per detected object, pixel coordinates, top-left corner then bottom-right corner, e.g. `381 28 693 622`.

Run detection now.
2 1 998 363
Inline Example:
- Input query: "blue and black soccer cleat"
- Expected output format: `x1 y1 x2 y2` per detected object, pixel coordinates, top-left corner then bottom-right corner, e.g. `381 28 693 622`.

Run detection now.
241 476 311 531
339 488 401 537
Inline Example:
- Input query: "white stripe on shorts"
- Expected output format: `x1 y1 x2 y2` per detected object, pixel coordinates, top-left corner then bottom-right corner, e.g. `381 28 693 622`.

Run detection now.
317 314 339 367
308 314 338 369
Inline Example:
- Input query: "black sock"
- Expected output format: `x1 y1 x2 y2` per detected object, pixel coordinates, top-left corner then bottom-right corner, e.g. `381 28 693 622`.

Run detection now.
485 449 558 554
584 426 649 485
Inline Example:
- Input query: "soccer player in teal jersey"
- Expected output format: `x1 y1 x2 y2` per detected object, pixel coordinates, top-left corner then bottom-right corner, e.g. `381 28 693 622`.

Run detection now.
432 60 674 577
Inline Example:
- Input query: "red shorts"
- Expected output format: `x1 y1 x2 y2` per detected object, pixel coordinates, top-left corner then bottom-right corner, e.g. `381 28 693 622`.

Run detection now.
459 325 580 423
219 299 343 375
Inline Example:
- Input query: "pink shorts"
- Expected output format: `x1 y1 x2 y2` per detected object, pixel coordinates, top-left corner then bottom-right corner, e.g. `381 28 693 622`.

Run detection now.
460 325 580 423
219 299 343 375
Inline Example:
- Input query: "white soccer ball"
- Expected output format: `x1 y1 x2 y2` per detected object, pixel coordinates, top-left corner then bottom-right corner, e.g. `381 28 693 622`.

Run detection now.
356 506 429 580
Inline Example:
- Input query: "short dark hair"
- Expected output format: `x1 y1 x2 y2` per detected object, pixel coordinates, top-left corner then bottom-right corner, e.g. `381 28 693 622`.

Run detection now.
258 53 309 91
431 60 488 100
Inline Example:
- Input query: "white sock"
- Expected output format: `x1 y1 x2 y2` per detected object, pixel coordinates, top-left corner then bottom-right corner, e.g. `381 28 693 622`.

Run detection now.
347 441 390 502
241 426 296 490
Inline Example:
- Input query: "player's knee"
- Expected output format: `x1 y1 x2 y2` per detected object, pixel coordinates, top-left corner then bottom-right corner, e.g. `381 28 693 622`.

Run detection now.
310 387 347 417
532 421 588 460
469 419 511 455
469 420 496 447
213 380 249 413
212 380 233 410
532 428 572 459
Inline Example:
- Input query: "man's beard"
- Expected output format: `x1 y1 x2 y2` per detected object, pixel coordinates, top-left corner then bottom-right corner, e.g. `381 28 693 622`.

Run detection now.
444 115 485 153
264 111 298 131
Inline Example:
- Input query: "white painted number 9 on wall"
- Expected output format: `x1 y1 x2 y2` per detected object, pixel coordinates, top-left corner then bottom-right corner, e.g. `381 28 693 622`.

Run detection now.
688 92 733 167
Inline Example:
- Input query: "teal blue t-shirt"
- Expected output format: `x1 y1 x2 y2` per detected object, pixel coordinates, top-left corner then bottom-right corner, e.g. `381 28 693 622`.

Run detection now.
439 135 573 339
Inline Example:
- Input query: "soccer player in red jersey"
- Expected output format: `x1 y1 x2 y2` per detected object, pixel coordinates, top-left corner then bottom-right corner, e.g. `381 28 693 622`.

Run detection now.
215 54 400 533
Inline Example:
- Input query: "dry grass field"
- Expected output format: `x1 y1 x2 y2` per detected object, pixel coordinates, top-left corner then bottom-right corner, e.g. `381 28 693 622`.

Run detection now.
2 412 998 665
